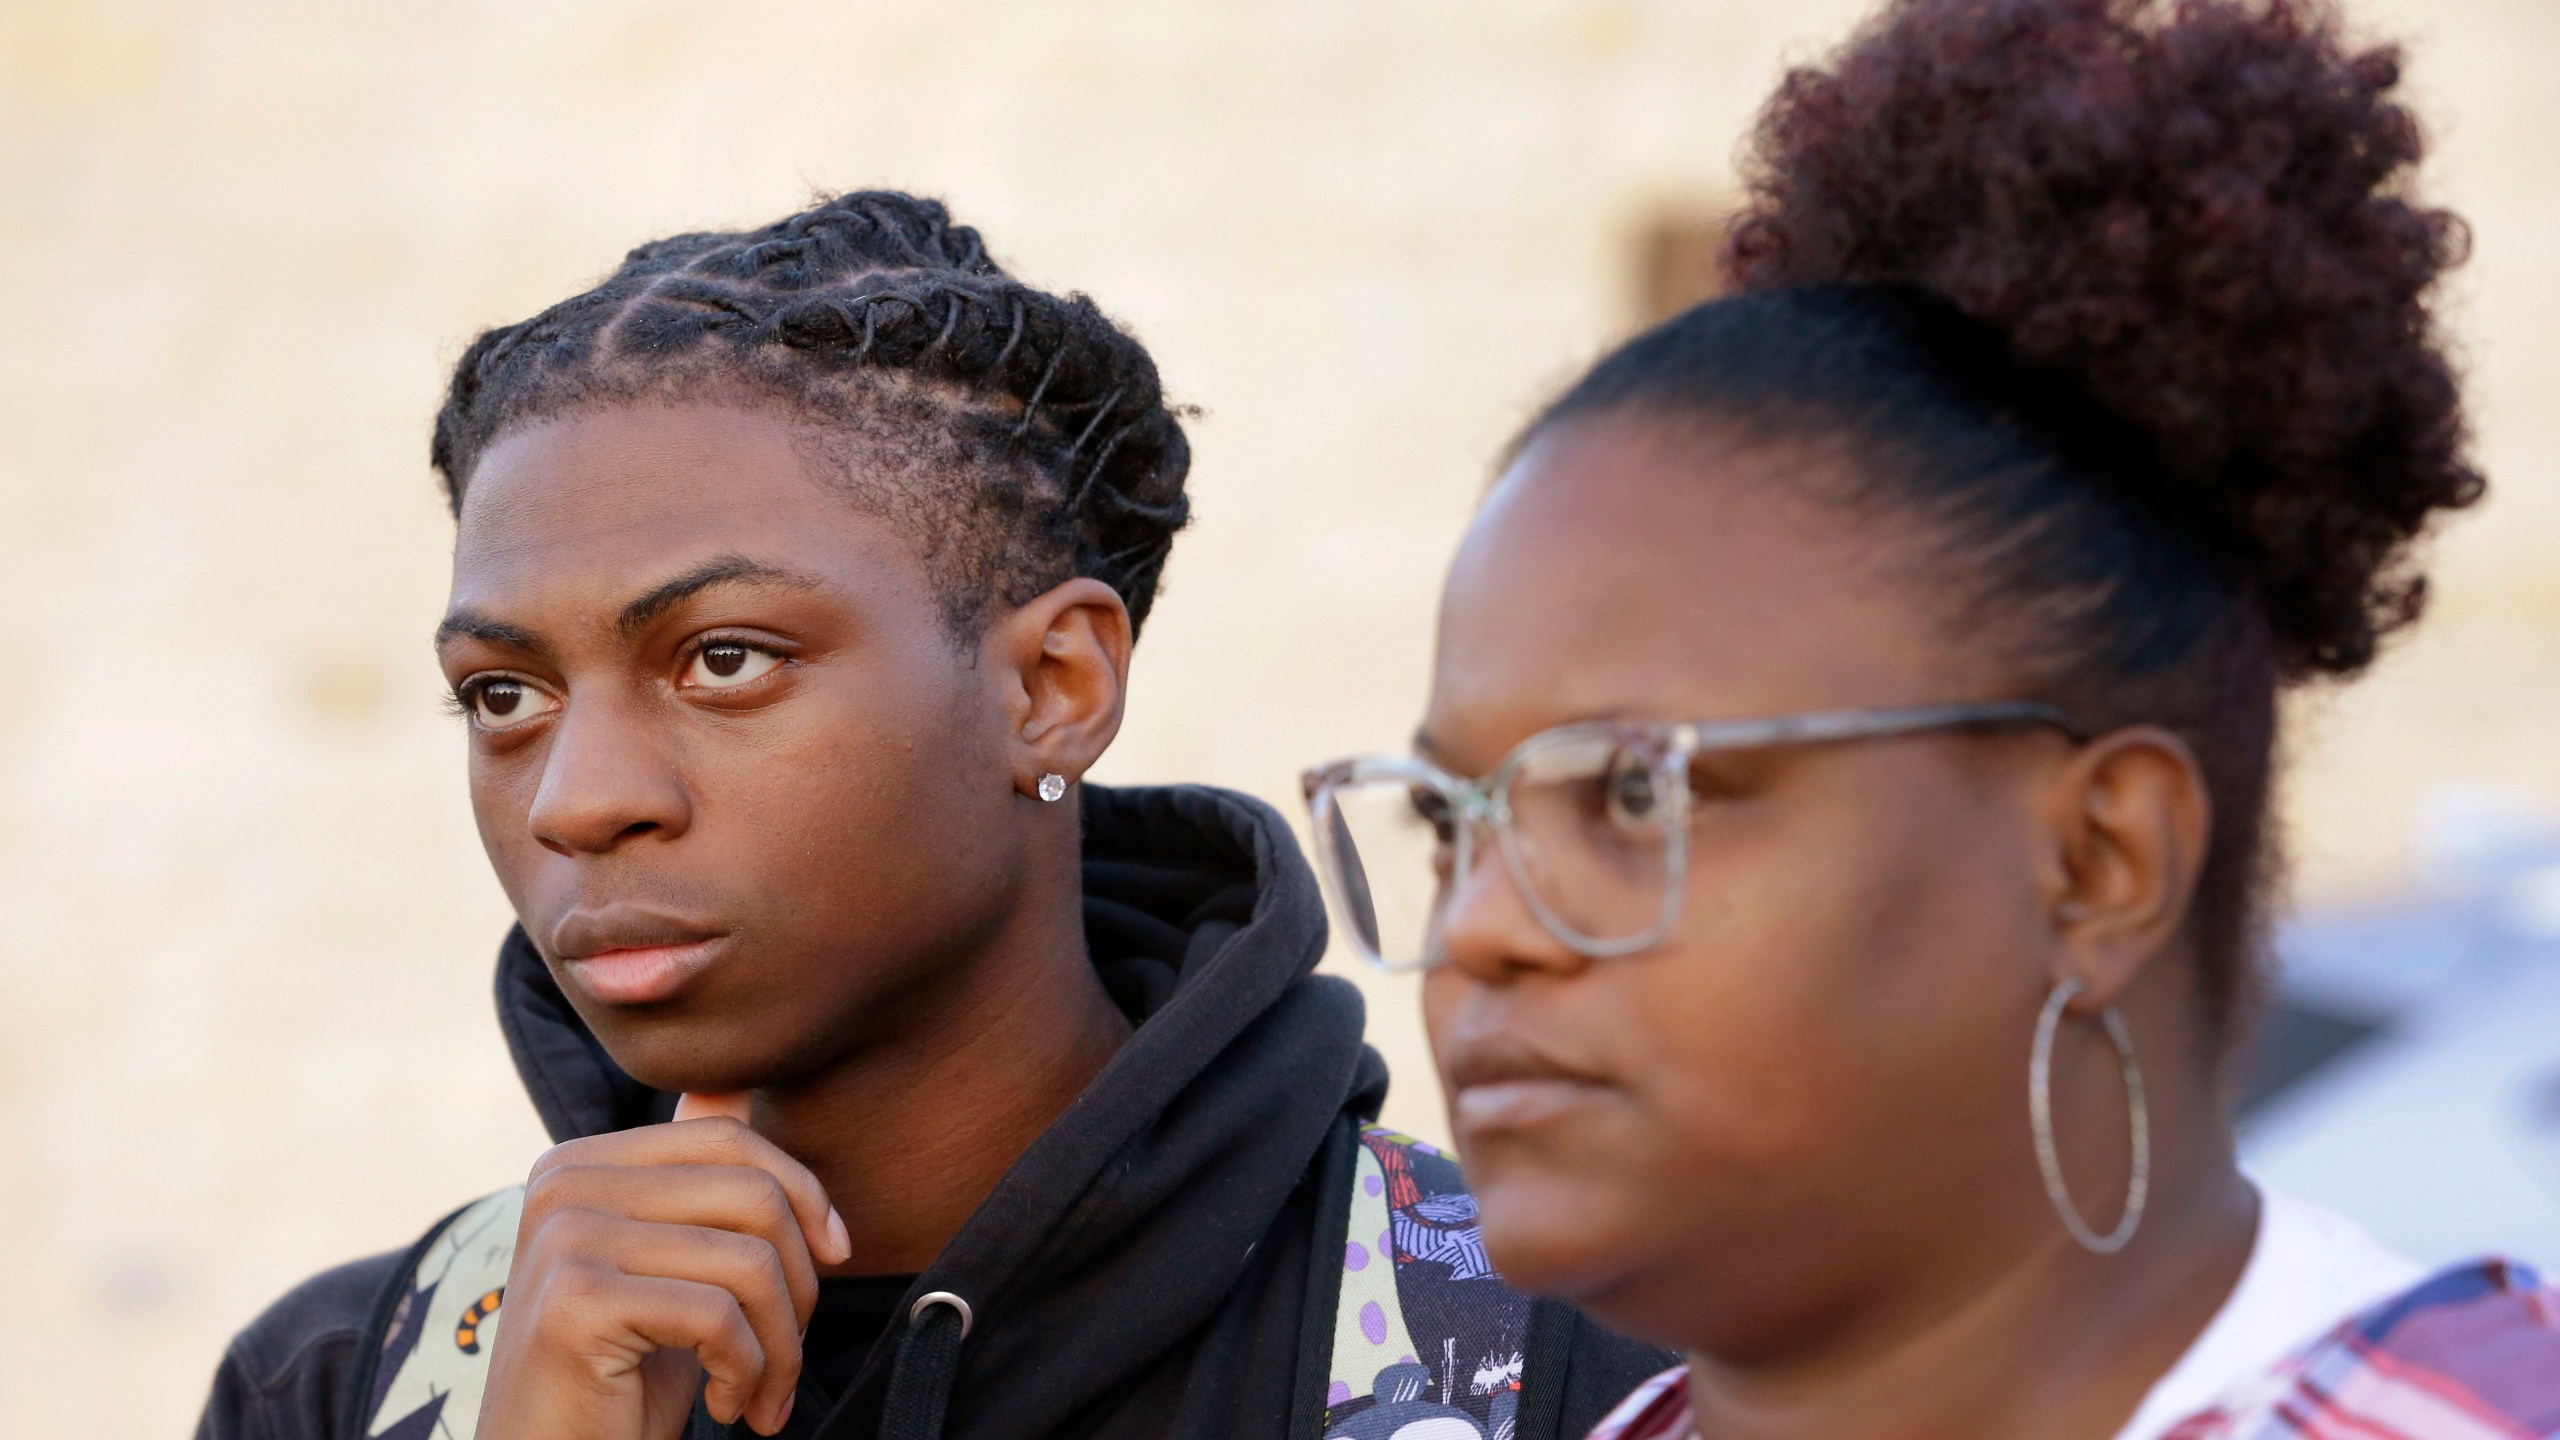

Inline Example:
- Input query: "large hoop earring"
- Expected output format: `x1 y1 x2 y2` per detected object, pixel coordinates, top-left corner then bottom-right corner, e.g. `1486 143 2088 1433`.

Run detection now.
2028 977 2150 1255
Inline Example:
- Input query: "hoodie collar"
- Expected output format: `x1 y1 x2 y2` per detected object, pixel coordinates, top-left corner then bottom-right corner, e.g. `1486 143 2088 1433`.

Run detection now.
493 781 1389 1437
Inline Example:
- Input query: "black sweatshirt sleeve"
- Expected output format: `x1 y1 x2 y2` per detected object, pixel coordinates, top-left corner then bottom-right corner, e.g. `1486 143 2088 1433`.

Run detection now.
195 1251 405 1440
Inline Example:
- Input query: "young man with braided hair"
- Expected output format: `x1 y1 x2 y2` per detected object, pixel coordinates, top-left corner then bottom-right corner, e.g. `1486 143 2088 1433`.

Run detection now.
194 191 1665 1440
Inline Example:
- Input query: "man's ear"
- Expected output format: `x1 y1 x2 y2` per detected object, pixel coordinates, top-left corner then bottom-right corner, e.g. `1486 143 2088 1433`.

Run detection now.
986 577 1132 801
2034 725 2213 1009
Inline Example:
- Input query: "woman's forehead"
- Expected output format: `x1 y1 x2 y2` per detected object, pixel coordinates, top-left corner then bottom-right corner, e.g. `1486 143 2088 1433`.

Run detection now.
1426 419 1961 751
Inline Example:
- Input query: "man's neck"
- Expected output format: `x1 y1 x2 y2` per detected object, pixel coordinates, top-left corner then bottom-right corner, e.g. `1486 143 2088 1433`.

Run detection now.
744 904 1133 1277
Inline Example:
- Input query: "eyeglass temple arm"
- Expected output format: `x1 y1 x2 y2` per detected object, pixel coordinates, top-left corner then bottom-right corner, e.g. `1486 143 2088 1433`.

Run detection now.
1673 701 2089 751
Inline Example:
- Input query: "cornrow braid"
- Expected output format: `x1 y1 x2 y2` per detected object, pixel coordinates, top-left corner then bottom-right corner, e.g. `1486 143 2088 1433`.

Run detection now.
430 190 1193 637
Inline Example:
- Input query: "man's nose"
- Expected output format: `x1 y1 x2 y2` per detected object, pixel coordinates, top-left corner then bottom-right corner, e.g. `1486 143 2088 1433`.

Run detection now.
524 691 693 856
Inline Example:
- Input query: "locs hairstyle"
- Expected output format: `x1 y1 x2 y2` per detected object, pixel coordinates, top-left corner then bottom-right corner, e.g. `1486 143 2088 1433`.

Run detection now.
429 191 1193 638
1519 0 2478 1040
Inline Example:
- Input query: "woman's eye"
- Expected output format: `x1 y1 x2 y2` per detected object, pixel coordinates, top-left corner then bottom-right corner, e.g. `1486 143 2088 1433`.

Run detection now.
1603 755 1670 832
1409 786 1457 845
467 678 559 731
681 642 783 690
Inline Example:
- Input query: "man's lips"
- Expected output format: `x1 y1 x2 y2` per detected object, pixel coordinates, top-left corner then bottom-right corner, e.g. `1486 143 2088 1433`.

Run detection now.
566 938 728 1006
551 907 731 1007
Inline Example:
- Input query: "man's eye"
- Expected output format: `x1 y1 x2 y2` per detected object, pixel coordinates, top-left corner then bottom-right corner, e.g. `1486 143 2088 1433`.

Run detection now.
467 678 559 730
682 642 783 690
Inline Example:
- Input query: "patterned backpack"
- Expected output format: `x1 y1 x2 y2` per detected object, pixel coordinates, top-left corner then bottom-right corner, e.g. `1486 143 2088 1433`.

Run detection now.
1319 1127 1534 1439
359 1126 1537 1440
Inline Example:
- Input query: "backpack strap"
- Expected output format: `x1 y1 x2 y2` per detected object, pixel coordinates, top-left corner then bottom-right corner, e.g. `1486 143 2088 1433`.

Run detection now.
1320 1126 1535 1440
357 1187 524 1440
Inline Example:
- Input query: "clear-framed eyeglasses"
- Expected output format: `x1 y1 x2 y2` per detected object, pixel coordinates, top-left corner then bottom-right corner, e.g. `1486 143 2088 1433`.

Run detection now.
1300 701 2085 973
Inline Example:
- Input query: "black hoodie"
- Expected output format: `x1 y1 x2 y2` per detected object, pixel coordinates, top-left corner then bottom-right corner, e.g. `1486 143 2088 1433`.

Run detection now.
198 784 1668 1440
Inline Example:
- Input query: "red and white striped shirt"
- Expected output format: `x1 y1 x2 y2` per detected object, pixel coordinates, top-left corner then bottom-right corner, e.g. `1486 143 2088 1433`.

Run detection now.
1582 1261 2560 1440
1583 1365 1694 1440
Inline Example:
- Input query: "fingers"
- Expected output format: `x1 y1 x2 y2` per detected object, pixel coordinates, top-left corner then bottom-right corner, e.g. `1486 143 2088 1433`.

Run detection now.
526 1166 821 1327
507 1109 846 1438
531 1115 852 1265
533 1212 807 1431
577 1270 775 1431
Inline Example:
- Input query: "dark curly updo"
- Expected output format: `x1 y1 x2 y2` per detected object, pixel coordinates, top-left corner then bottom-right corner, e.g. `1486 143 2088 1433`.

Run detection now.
1523 0 2478 1037
431 190 1192 638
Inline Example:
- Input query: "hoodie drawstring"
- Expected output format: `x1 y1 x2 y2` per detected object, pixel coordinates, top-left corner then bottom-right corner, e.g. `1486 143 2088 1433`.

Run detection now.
880 1291 971 1440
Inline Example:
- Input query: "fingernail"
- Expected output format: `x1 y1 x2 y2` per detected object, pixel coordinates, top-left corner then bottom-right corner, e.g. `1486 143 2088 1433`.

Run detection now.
779 1391 797 1430
825 1207 851 1262
675 1090 753 1124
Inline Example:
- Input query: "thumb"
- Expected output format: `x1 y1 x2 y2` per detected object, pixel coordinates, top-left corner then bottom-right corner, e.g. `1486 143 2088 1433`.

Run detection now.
673 1091 753 1124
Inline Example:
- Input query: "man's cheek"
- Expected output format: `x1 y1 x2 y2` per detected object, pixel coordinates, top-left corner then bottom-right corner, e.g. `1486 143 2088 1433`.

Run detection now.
468 800 541 910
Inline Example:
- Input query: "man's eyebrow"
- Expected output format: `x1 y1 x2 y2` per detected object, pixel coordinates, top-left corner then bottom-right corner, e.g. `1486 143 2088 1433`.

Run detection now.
616 554 827 636
435 610 540 652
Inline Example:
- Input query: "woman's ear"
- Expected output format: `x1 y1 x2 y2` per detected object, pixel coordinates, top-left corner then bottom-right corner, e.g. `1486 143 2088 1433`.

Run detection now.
2035 725 2213 1009
986 577 1132 800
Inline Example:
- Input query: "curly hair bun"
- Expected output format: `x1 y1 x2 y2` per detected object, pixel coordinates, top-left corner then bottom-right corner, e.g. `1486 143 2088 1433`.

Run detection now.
1727 0 2480 677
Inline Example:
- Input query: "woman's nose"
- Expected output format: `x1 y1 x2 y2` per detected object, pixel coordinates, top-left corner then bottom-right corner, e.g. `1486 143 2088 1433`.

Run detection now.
1436 834 1593 982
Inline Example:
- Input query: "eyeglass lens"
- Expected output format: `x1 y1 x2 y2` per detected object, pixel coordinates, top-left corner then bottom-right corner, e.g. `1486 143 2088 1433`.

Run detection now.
1317 735 1681 969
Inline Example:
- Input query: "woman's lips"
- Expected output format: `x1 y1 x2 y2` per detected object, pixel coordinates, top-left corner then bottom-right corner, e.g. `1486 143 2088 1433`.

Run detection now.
1445 1037 1613 1135
564 937 727 1006
1452 1075 1607 1133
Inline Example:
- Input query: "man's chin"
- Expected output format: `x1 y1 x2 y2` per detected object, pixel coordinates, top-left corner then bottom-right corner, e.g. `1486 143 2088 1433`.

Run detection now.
571 942 973 1100
587 1012 802 1098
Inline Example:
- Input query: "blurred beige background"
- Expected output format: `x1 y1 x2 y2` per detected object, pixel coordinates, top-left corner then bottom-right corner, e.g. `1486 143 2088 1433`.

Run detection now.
2 1 2555 1434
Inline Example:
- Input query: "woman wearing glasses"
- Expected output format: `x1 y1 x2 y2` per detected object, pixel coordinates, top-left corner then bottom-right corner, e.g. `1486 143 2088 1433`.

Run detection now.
1304 0 2560 1435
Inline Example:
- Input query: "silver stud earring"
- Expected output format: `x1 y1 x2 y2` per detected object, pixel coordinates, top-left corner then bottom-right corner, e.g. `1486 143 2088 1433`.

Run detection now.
1037 773 1068 803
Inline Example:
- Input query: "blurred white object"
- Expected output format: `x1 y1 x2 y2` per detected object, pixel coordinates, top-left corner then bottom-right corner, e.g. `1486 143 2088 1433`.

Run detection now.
2239 784 2560 1270
2411 782 2560 899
